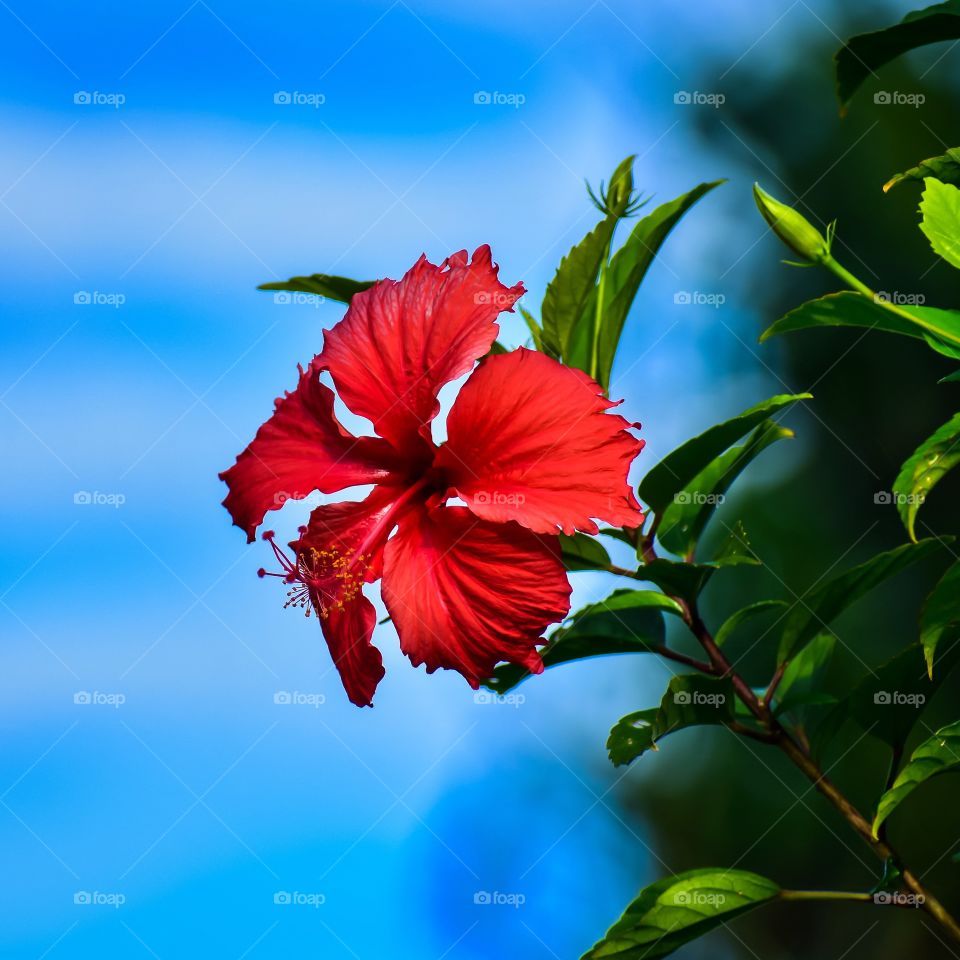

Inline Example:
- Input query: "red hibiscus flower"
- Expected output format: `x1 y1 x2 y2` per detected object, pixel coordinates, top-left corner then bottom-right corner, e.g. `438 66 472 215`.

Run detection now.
220 246 644 707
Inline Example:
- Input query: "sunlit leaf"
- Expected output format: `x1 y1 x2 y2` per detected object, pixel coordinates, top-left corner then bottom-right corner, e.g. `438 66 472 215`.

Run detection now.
607 675 734 766
592 181 724 389
872 719 960 837
639 394 810 516
885 147 960 192
920 177 960 271
760 291 960 359
834 1 960 112
542 214 618 366
893 411 960 541
658 420 792 558
517 303 557 358
582 868 779 960
486 589 681 693
920 559 960 677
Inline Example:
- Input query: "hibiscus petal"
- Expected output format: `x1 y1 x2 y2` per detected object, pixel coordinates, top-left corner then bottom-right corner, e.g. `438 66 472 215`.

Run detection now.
319 245 523 450
220 358 400 542
291 485 404 584
318 596 384 708
289 491 403 706
437 348 644 535
381 506 571 688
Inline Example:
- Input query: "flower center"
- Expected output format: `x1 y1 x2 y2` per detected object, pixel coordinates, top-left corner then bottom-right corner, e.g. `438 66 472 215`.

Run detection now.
258 532 370 619
256 473 440 619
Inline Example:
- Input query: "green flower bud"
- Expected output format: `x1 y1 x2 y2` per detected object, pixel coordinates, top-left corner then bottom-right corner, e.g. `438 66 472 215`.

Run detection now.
753 183 831 263
606 155 636 218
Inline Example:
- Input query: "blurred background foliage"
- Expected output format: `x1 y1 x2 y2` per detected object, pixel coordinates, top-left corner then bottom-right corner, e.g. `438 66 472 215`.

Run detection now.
617 7 960 956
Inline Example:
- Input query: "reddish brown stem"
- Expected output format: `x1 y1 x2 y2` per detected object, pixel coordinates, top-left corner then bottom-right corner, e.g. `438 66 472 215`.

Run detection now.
632 534 960 942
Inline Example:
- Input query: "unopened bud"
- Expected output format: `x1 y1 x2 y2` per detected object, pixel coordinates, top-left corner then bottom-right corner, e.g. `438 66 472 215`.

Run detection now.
753 183 831 263
607 155 636 217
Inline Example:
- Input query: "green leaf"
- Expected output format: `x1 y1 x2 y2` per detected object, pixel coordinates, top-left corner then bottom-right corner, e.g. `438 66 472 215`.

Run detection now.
871 858 903 895
712 520 761 567
258 274 375 303
517 303 557 358
658 420 792 557
774 634 836 716
842 640 960 750
778 539 948 663
560 532 612 572
872 720 960 837
920 559 960 677
760 291 960 359
939 369 960 383
639 535 757 605
639 394 810 516
485 589 681 693
592 181 724 389
484 340 509 357
599 526 636 547
893 411 960 541
920 177 960 271
607 675 735 766
582 867 779 960
638 559 716 604
834 1 960 112
885 147 960 192
715 600 787 648
542 214 618 365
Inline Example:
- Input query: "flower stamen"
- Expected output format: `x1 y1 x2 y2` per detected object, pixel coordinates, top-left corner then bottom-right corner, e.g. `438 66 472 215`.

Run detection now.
258 531 368 619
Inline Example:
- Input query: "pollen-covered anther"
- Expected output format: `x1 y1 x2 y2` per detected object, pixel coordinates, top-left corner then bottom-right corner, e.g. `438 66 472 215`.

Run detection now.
261 542 367 620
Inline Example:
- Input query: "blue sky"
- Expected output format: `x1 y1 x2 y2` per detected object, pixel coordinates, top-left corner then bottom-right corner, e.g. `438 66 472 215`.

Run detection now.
0 1 861 956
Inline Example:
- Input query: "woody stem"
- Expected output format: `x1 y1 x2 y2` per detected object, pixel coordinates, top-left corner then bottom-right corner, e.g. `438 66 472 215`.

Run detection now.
634 536 960 942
